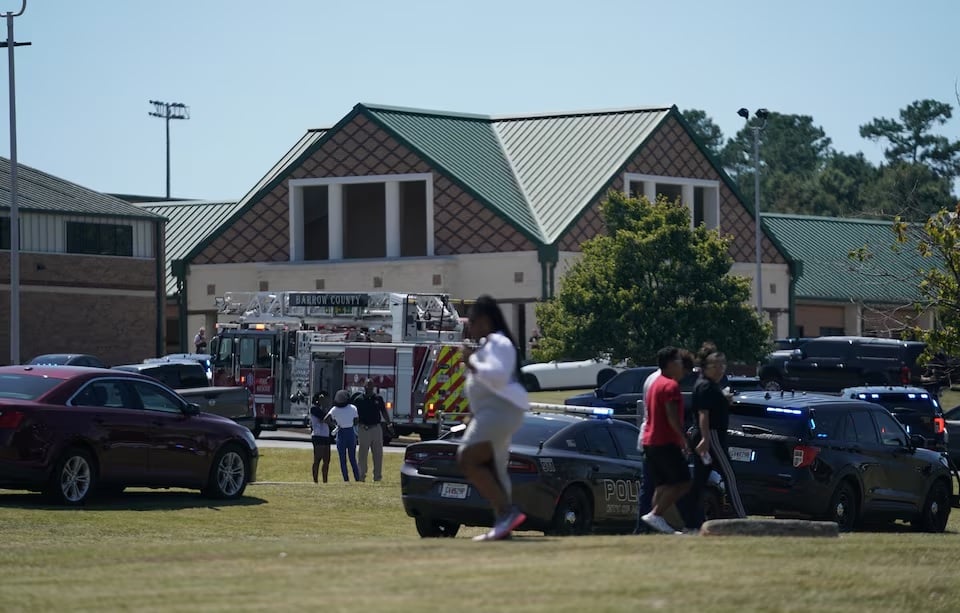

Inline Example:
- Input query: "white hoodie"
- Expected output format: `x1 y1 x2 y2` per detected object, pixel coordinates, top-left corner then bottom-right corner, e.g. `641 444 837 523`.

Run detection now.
465 331 529 412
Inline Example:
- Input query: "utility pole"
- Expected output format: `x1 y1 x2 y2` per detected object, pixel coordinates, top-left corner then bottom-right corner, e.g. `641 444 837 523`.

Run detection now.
148 100 189 199
737 107 769 319
2 0 29 365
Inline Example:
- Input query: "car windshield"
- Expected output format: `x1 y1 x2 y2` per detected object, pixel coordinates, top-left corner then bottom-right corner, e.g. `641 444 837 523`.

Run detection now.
729 402 809 437
0 374 66 400
512 416 571 446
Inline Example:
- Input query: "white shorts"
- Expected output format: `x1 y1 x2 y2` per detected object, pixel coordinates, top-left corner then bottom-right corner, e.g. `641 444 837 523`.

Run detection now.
460 407 524 499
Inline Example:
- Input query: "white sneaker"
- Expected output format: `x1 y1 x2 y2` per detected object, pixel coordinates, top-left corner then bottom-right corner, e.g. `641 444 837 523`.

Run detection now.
641 512 678 534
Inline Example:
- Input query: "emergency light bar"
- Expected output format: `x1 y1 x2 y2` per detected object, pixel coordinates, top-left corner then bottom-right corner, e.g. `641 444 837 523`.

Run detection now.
766 407 803 415
530 403 614 419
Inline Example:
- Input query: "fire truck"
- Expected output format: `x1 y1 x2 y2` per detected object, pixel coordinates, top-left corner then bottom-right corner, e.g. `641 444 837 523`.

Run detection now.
209 291 470 440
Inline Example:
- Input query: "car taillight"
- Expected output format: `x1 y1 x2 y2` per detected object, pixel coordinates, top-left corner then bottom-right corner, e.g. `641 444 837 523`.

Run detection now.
404 450 424 466
793 445 820 468
0 409 25 429
900 366 910 385
934 417 946 434
507 456 538 474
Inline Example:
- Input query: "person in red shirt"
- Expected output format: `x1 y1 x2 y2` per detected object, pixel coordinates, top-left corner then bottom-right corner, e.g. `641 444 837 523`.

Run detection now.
640 346 692 534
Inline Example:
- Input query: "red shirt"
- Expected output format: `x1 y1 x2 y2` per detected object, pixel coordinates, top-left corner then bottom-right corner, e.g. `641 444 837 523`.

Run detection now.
641 375 685 447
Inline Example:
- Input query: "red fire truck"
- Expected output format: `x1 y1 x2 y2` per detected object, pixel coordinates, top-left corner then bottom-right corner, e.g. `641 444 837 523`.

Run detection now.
209 291 470 440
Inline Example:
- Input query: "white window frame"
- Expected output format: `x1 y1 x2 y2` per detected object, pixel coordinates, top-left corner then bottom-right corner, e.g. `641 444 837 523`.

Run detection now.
623 173 721 231
288 173 434 262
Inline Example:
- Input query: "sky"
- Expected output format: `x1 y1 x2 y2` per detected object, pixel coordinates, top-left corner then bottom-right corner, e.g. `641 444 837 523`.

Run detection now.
1 0 958 201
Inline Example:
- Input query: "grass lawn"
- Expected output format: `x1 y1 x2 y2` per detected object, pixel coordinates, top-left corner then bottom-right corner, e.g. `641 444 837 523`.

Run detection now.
2 450 960 612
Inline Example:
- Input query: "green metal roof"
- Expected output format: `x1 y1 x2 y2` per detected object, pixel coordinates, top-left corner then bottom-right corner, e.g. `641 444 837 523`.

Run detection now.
0 157 163 220
362 106 539 240
362 104 672 244
762 213 939 304
136 199 243 296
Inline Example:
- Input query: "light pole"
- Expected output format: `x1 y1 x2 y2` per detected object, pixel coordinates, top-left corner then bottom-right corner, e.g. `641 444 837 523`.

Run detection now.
148 100 189 199
737 107 769 319
3 0 29 365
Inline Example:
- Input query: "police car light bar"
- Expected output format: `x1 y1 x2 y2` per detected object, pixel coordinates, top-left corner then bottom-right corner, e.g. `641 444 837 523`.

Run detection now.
530 403 614 418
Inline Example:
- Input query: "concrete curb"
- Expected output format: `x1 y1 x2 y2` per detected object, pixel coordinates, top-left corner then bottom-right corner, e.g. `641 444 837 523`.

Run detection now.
700 518 840 538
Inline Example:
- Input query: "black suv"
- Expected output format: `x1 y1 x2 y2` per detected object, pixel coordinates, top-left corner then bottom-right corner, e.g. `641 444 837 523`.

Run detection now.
841 386 948 452
725 391 955 531
112 360 209 390
758 336 926 393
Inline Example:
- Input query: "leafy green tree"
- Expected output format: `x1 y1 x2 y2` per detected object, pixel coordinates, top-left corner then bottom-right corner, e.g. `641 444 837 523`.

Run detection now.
859 99 960 180
862 162 956 221
722 112 833 214
533 191 770 366
681 108 725 160
817 152 878 217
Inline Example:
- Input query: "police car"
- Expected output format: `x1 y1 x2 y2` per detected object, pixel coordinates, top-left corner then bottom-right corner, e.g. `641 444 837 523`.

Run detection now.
400 406 729 537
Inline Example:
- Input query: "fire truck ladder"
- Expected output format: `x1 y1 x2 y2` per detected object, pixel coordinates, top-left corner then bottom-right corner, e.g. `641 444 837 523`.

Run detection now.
216 291 463 338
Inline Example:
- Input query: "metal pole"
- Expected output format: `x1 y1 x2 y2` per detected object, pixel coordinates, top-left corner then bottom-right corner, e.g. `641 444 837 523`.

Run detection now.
753 127 763 318
164 106 170 199
7 10 19 365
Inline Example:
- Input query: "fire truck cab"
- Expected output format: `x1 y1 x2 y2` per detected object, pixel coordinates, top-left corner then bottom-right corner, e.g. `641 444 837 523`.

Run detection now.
210 291 469 440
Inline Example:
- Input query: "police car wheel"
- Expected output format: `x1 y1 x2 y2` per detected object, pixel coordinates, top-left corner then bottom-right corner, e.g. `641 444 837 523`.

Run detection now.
913 479 951 533
827 481 859 532
548 486 593 536
415 518 460 538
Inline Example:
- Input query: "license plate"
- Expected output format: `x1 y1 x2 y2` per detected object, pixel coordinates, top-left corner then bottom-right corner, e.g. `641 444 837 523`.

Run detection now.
728 447 756 462
440 482 469 499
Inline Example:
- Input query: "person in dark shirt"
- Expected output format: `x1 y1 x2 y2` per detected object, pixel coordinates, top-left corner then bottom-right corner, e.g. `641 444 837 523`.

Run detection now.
355 378 391 482
679 342 747 529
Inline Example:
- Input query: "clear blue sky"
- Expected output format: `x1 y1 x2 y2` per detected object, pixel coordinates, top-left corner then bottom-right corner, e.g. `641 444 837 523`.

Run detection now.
3 0 958 201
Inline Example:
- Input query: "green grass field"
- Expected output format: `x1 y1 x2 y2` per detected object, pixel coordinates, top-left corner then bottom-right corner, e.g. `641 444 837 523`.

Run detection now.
2 449 959 612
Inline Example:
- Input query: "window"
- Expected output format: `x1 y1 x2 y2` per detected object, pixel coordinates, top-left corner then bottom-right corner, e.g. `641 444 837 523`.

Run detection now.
693 186 706 227
72 380 132 408
610 424 643 461
656 183 683 204
819 326 845 336
66 222 133 256
577 426 619 457
604 371 641 396
810 411 847 440
849 411 879 444
256 339 273 368
872 411 907 447
804 341 847 359
400 181 427 256
343 183 386 259
239 338 257 368
0 216 9 250
131 381 183 413
213 337 233 367
303 185 329 260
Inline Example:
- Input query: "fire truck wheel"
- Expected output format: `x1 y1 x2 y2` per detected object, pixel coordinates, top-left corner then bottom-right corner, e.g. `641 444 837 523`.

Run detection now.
202 444 249 499
415 518 460 538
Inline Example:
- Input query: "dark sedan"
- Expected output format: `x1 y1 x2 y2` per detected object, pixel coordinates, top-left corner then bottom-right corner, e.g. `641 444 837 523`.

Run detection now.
0 365 258 505
401 407 730 537
27 354 107 368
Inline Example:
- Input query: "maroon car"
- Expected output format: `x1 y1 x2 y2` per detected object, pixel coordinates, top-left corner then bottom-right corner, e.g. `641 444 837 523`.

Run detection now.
0 365 258 505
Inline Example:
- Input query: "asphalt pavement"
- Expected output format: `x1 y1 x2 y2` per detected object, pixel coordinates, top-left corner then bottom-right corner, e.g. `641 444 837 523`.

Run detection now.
256 429 411 452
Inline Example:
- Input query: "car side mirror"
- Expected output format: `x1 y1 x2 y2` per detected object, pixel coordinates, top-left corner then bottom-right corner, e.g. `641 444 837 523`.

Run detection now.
790 349 803 361
183 402 201 416
908 433 925 449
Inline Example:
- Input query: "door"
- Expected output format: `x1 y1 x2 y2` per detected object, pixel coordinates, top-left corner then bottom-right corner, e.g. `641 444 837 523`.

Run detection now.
846 408 894 509
597 369 647 414
70 378 150 484
786 341 846 391
870 409 924 510
129 380 208 487
576 424 639 523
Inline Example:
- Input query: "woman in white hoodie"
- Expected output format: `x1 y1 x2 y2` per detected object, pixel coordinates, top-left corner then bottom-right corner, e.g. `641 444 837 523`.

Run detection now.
456 295 529 541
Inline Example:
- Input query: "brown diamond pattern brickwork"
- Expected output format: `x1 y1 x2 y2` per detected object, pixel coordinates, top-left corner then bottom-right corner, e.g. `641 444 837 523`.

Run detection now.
557 116 785 265
194 112 533 265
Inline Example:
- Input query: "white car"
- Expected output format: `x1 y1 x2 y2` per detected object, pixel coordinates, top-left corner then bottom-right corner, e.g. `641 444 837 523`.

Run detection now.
521 358 621 392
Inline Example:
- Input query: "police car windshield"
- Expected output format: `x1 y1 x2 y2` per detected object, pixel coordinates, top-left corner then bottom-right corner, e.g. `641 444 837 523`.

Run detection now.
511 417 569 446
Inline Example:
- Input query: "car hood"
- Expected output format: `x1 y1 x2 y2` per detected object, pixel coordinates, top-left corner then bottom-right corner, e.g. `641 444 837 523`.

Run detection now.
914 447 949 466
